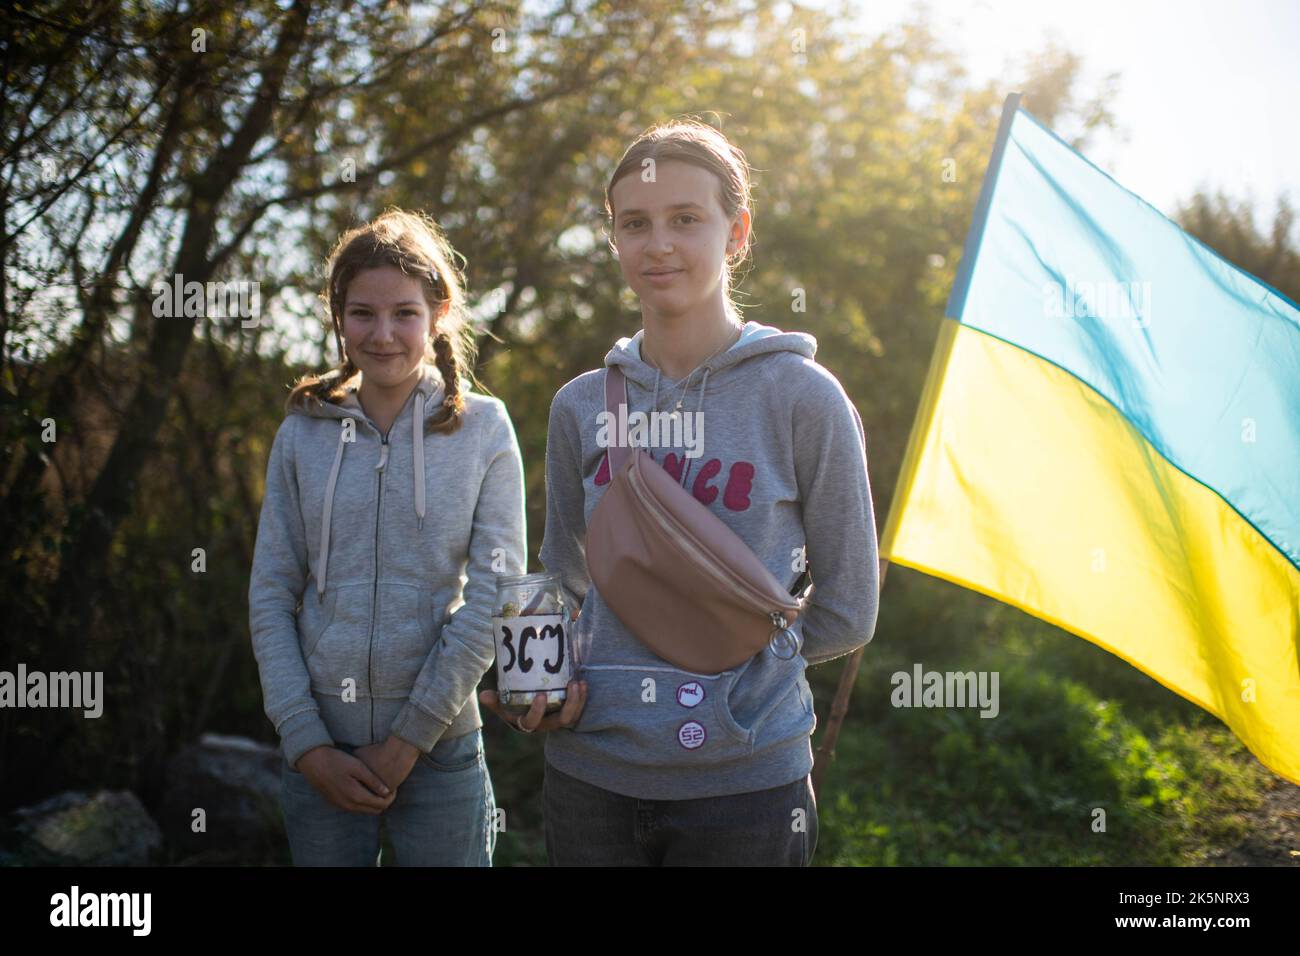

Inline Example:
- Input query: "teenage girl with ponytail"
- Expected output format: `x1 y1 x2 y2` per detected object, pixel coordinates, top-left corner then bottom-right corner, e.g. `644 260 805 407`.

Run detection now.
483 120 880 866
249 208 527 866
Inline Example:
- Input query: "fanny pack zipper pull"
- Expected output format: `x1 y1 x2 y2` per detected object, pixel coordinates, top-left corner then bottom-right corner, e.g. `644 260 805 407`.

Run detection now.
768 611 802 661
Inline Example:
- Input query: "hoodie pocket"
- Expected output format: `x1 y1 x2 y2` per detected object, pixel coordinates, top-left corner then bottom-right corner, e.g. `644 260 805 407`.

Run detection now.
371 583 436 696
297 587 339 661
572 664 753 764
305 583 371 696
798 672 816 729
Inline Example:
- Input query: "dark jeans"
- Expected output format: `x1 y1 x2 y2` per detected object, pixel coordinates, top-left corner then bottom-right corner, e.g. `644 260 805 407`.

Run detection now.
543 762 818 866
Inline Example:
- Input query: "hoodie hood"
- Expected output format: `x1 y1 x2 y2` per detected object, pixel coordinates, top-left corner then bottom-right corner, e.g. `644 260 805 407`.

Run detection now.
604 320 816 421
289 362 450 596
292 361 449 425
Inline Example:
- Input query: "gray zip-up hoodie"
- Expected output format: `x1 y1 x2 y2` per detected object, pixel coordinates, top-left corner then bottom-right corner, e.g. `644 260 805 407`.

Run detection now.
249 363 526 768
540 320 880 800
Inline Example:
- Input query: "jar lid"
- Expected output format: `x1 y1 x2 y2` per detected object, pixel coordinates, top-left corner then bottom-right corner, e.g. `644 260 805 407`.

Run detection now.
496 571 561 588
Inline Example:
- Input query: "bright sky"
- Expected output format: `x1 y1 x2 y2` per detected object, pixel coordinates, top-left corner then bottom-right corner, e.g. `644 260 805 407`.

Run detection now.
840 0 1300 226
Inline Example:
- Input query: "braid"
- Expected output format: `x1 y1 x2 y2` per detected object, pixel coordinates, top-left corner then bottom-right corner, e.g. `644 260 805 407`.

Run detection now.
333 355 358 395
430 332 466 434
314 348 356 405
317 323 358 404
286 352 358 414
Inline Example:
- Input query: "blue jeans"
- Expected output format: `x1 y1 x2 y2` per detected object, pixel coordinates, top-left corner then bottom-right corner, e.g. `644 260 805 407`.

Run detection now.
281 729 495 866
543 762 818 866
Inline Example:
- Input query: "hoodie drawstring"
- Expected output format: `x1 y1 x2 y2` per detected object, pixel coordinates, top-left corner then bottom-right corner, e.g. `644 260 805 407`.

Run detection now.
638 364 713 489
413 392 426 531
684 368 711 488
317 426 347 600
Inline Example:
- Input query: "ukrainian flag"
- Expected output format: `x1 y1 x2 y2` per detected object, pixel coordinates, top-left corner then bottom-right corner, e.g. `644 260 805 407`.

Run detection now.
881 94 1300 784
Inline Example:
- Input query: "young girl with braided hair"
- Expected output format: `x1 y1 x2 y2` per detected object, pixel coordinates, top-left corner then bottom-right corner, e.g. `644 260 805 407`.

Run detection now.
250 208 527 865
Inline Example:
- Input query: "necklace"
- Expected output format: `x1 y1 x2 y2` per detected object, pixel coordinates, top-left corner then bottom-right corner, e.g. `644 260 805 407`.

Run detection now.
650 325 742 418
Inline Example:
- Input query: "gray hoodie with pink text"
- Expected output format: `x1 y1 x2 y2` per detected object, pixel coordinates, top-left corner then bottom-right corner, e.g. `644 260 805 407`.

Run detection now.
540 321 880 800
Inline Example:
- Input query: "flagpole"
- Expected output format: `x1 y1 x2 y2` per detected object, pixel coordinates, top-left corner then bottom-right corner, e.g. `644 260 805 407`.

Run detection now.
811 92 1024 798
945 92 1023 320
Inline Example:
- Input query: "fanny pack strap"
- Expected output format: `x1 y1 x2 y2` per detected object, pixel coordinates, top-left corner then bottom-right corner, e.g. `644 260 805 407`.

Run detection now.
604 366 633 475
601 365 813 601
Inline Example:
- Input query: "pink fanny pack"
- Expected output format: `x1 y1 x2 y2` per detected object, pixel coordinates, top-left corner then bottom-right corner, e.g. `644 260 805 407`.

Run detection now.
584 365 813 674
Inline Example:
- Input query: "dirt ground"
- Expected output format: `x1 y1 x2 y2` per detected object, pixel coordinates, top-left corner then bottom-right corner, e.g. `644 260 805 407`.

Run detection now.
1206 777 1300 866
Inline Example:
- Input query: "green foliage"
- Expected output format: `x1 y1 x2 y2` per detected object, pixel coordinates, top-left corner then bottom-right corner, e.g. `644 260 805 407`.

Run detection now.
807 571 1273 866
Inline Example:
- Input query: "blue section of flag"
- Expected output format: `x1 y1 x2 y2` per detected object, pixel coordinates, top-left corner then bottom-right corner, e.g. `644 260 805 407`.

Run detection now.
949 106 1300 572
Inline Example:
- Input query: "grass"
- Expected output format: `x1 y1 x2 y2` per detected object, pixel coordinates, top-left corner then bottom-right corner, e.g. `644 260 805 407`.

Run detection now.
807 571 1274 866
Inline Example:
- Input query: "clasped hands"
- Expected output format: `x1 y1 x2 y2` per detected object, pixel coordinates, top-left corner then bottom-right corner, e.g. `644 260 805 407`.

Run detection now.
294 736 420 815
294 607 589 815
